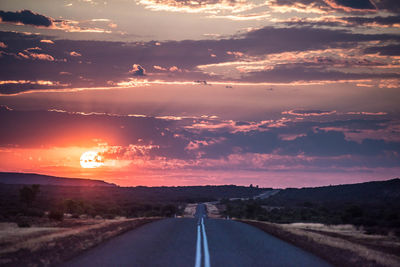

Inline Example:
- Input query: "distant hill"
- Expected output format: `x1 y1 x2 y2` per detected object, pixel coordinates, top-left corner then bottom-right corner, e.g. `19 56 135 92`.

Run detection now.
0 172 116 187
223 178 400 232
264 178 400 206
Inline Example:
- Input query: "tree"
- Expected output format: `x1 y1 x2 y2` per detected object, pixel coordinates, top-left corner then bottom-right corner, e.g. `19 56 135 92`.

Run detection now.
19 184 40 206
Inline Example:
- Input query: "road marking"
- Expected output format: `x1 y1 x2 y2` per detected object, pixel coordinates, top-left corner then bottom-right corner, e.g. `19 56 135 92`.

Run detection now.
201 217 211 267
195 223 202 267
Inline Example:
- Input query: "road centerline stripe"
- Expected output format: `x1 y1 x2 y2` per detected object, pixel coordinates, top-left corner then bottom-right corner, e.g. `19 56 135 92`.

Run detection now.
195 222 202 267
201 217 211 267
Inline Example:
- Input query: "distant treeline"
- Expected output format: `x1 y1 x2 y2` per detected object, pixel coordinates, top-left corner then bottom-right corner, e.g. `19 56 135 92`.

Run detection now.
0 183 266 224
222 179 400 236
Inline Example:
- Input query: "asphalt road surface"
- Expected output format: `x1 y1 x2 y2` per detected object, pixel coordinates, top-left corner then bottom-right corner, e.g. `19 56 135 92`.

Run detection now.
63 204 332 267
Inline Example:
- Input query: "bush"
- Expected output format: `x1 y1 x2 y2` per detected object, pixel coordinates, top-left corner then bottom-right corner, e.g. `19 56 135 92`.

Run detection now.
48 209 64 221
17 219 31 228
23 208 44 217
19 184 40 206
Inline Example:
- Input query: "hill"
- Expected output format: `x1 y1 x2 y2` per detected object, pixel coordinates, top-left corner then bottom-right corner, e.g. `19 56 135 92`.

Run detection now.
0 172 116 187
265 178 400 206
222 178 400 235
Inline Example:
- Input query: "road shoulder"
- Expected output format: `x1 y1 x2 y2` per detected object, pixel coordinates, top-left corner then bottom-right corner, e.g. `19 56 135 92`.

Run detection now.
0 217 160 266
240 220 400 267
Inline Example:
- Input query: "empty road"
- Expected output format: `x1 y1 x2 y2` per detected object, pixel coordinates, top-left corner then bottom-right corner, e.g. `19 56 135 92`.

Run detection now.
63 204 331 267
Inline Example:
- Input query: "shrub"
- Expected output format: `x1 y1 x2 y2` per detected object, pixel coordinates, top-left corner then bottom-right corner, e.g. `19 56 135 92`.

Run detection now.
17 219 31 228
19 184 40 206
23 208 44 217
48 209 64 221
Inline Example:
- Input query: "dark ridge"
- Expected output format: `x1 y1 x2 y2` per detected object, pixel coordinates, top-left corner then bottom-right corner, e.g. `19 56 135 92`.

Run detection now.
0 172 116 187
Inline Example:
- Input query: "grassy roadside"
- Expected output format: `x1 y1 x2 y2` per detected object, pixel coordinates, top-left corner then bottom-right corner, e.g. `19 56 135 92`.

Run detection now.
240 220 400 267
0 217 160 266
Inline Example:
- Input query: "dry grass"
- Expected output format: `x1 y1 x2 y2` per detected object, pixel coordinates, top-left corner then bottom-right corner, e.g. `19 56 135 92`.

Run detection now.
205 202 222 218
0 217 160 266
183 203 197 217
241 220 400 267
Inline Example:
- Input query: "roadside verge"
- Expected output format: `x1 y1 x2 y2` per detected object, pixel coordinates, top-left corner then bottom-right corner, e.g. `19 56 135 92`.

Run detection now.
239 220 400 267
0 217 160 266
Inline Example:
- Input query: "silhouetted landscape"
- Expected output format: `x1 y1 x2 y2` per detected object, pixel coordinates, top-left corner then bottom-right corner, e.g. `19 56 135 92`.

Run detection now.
0 172 266 223
1 173 400 266
1 172 399 236
223 178 400 236
0 172 116 187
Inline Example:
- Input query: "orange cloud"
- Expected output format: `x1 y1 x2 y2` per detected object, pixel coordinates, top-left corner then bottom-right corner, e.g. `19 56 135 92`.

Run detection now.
379 79 400 88
18 49 55 61
154 65 167 71
40 39 54 44
69 51 82 57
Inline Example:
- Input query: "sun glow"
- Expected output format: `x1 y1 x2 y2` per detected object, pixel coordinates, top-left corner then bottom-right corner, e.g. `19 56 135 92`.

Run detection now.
80 151 104 168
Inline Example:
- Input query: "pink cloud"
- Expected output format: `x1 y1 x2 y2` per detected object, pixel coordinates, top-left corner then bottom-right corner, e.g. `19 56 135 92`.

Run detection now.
69 51 82 57
40 39 54 44
282 109 336 116
154 65 167 71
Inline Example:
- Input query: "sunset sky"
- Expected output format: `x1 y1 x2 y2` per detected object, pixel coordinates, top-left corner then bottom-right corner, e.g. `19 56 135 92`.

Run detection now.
0 0 399 187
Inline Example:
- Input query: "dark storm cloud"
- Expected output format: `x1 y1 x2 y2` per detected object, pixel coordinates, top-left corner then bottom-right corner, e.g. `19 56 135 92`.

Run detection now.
0 10 53 27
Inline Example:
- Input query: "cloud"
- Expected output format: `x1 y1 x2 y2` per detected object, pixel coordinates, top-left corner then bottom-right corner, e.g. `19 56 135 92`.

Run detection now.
40 39 54 44
282 109 337 116
0 10 53 27
270 0 400 15
0 9 111 33
136 0 258 14
364 44 400 55
129 64 146 76
281 15 400 28
323 0 376 13
0 80 69 95
154 65 167 71
1 107 399 173
269 0 377 14
69 51 82 57
0 26 399 93
16 48 55 61
372 0 400 14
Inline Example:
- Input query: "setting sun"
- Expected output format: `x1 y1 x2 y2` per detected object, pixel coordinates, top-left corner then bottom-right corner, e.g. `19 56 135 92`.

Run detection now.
80 151 103 168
